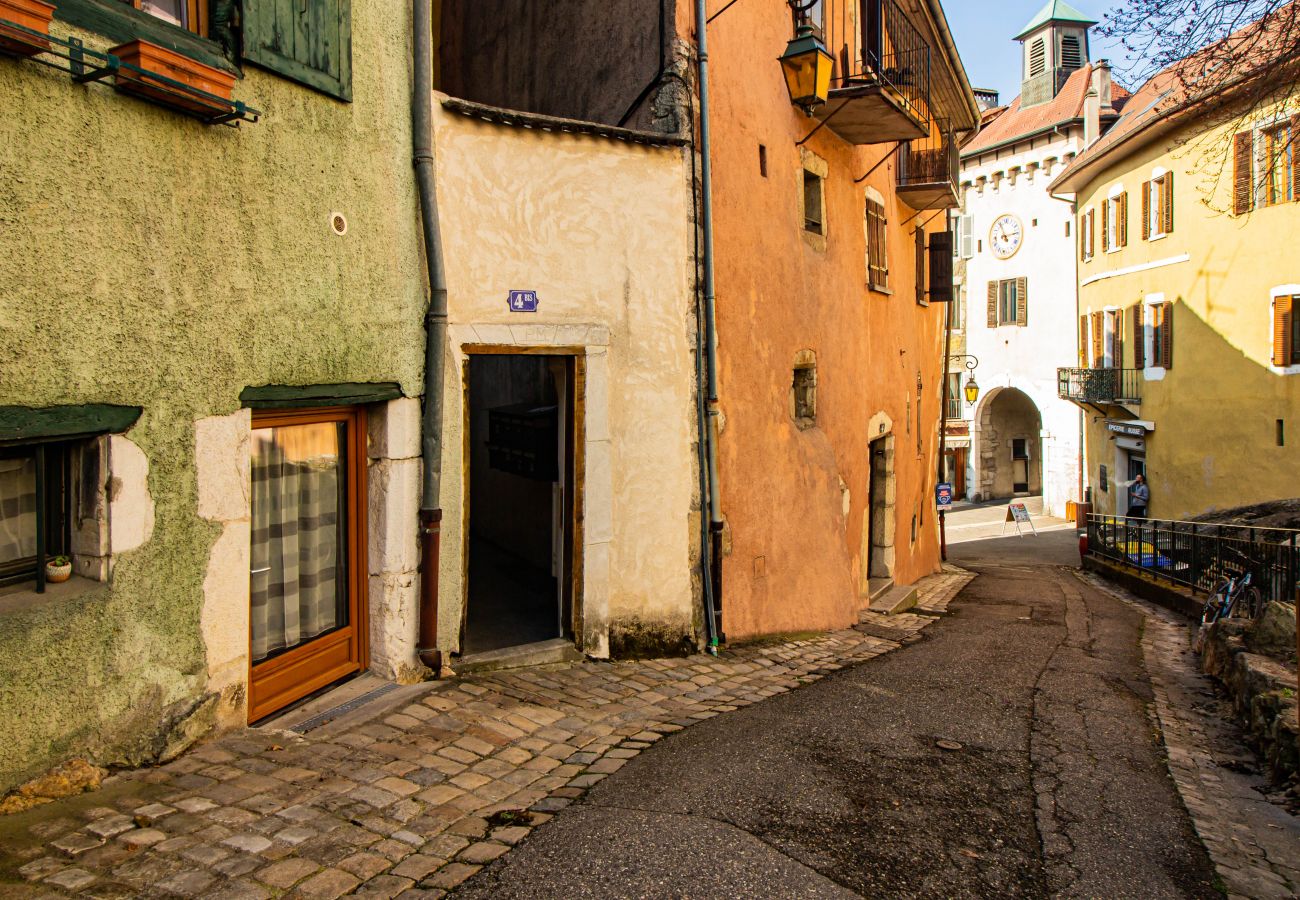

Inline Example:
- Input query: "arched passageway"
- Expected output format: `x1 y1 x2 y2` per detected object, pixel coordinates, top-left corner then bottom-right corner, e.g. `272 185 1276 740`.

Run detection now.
974 388 1043 501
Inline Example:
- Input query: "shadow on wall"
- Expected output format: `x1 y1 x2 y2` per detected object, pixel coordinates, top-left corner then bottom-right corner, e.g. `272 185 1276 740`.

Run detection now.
1088 297 1300 520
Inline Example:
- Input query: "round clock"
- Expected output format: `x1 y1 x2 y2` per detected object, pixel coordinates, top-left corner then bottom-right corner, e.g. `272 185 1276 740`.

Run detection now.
990 214 1024 259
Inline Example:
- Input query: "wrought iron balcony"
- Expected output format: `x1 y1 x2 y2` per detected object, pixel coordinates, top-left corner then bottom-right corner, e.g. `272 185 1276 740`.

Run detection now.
897 118 958 210
1057 368 1143 406
797 0 931 144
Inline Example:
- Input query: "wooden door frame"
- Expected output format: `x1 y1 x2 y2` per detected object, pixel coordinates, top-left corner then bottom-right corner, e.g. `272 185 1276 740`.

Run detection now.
247 405 369 723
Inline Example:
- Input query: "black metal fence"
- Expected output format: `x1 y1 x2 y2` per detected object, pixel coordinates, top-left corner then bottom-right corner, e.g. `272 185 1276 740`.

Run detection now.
898 118 957 188
1057 367 1143 404
1087 514 1300 603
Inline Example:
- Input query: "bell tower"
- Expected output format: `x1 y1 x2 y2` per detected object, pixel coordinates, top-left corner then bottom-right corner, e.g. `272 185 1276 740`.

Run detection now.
1016 1 1097 107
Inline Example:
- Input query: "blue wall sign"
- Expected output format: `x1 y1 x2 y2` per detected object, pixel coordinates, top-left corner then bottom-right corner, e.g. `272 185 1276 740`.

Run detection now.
508 290 539 313
936 482 953 511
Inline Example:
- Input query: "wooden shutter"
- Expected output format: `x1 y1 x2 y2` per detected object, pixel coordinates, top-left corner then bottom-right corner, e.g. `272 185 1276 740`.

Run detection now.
1293 116 1300 202
1091 311 1104 365
1015 277 1028 326
1132 304 1145 368
1079 315 1089 365
1275 295 1294 366
1233 130 1254 215
866 200 888 290
1112 309 1124 367
1162 171 1174 233
1117 192 1128 247
1141 182 1150 240
915 229 926 305
1101 200 1110 251
244 0 353 101
1079 213 1087 260
1160 301 1174 368
987 282 998 327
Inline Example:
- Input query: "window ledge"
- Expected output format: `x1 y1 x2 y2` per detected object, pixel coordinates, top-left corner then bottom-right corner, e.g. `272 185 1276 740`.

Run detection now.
0 574 105 618
1148 232 1168 242
869 286 893 297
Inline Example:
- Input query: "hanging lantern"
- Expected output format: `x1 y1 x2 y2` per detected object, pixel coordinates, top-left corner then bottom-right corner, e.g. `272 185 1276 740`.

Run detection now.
779 25 833 113
964 375 980 405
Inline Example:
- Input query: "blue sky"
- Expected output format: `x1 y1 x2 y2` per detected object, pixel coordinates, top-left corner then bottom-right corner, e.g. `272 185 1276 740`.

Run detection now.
946 1 1127 104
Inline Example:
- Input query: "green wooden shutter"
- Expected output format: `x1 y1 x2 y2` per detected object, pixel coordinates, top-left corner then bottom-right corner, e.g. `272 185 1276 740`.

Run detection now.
244 0 352 101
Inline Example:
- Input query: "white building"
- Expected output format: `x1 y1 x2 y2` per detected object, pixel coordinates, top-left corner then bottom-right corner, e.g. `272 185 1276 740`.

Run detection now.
950 0 1127 516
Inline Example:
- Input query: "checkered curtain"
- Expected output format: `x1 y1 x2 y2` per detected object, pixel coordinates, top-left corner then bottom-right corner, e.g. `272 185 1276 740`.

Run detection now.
249 432 343 662
0 456 37 565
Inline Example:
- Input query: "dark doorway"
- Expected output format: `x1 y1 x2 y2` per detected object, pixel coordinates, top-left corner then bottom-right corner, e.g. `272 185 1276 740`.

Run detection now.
464 355 575 656
866 436 893 582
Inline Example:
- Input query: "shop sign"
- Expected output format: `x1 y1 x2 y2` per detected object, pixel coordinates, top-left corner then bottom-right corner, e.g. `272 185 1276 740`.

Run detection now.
1107 422 1146 437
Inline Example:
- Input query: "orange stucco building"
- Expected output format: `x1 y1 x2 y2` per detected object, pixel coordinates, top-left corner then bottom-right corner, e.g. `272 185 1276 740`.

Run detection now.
697 0 980 637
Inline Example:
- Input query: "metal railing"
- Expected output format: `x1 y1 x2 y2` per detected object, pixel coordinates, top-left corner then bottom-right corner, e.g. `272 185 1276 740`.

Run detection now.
1087 514 1300 603
946 395 963 420
795 0 931 126
898 118 957 189
1057 367 1142 404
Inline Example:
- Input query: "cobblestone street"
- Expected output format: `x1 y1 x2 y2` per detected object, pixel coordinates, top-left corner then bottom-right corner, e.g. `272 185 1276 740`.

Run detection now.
0 573 972 899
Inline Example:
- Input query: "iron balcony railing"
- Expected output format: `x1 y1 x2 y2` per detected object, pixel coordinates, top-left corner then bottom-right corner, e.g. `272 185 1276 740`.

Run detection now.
946 395 963 420
795 0 932 126
1057 367 1142 405
898 118 958 189
1086 514 1300 603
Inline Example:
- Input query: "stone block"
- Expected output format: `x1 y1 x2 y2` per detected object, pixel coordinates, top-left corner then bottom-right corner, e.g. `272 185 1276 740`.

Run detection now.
202 519 252 698
369 458 421 575
369 398 422 461
369 572 419 680
583 352 610 443
108 435 155 553
584 440 613 544
195 409 252 523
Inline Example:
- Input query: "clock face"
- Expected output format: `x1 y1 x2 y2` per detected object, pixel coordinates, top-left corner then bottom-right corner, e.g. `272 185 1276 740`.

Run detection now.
990 214 1024 259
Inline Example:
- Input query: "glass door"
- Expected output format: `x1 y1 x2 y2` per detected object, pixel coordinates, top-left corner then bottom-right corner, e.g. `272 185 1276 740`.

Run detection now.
248 407 367 722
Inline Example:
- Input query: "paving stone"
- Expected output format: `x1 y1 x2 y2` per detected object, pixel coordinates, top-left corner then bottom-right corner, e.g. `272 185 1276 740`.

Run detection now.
156 868 218 896
206 878 272 900
18 856 66 881
52 831 104 856
45 866 96 890
422 862 482 890
458 841 510 864
296 866 362 899
256 856 321 888
85 815 136 839
174 796 219 813
424 834 470 860
222 833 272 854
274 824 318 845
339 850 393 880
118 827 167 847
215 854 265 877
390 853 444 880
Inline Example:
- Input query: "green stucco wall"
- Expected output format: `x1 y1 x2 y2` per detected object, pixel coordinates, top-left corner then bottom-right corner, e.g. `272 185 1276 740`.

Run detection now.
0 2 425 792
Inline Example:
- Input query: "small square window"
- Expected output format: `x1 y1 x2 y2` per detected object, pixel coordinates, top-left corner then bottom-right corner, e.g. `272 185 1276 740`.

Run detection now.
0 443 72 587
122 0 209 37
793 365 817 426
803 169 824 235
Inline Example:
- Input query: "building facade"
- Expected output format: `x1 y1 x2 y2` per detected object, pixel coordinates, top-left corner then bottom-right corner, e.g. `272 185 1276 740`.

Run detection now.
1052 3 1300 520
950 1 1125 517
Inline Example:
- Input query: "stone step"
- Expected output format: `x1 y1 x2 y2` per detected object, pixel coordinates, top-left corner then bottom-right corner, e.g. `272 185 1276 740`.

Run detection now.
864 583 919 617
454 638 584 675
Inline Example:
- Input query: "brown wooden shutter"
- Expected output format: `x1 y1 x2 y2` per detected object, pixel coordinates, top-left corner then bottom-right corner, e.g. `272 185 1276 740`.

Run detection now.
987 281 998 327
1233 130 1254 215
1079 214 1087 261
1079 315 1089 365
1015 277 1028 326
915 228 926 305
1112 309 1124 367
1293 116 1300 202
1118 192 1128 247
1161 301 1174 368
1132 304 1145 368
1101 200 1110 251
1141 182 1150 240
1089 209 1095 257
1162 171 1174 233
1275 295 1293 366
1091 311 1104 365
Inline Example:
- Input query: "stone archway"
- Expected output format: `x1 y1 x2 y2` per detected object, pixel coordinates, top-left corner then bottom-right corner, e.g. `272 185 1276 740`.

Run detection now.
974 388 1043 501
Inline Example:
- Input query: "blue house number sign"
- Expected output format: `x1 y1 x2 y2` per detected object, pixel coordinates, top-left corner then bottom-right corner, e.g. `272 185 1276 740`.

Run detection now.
508 290 539 313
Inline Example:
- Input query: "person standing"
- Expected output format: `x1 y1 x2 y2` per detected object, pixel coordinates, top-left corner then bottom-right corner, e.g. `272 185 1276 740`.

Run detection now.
1128 474 1150 519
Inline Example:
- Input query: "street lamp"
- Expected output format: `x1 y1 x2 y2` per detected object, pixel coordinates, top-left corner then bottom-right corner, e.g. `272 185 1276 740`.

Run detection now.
779 23 833 114
947 354 980 404
964 374 980 404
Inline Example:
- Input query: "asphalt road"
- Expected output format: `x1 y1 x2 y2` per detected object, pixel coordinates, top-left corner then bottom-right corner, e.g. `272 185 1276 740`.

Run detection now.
457 529 1219 898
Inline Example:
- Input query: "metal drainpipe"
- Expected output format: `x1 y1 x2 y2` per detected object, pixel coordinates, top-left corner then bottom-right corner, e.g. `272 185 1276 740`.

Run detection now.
694 0 723 653
413 0 446 675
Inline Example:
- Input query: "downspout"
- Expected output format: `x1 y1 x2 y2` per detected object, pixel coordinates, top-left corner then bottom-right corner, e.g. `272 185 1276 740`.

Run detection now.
413 0 446 675
938 238 954 562
694 0 723 653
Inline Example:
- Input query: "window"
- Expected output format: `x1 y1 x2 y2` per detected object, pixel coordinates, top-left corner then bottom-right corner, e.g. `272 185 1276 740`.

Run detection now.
759 144 768 178
987 278 1027 327
1028 37 1046 78
799 0 826 38
1102 192 1128 252
1012 438 1029 460
1143 173 1174 239
1264 122 1294 207
804 169 824 235
1235 117 1300 214
121 0 208 36
0 443 71 588
1080 208 1095 260
1106 309 1124 367
1060 34 1083 70
792 363 817 427
865 198 889 291
1273 293 1299 367
946 373 963 420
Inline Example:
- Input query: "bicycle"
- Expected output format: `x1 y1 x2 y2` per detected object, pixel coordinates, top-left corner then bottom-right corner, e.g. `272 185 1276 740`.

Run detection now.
1200 569 1264 626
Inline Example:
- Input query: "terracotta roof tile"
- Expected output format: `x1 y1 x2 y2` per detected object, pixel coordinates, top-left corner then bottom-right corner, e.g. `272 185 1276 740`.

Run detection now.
962 64 1127 155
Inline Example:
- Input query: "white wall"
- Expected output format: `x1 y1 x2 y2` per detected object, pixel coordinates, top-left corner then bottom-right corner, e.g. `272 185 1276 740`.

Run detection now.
958 127 1083 516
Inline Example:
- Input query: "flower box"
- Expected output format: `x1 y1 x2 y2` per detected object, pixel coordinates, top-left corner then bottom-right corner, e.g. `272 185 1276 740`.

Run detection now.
0 0 55 57
108 38 236 117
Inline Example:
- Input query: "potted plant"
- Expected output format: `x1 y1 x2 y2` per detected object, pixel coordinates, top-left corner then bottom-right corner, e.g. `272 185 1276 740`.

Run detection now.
45 555 72 584
108 38 236 117
0 0 56 57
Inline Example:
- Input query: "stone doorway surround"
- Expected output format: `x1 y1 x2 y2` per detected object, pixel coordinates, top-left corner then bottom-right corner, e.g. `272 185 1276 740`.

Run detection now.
446 323 612 659
971 386 1044 501
862 412 897 589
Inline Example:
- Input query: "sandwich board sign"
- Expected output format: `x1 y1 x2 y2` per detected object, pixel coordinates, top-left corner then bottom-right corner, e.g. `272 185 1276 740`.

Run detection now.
1003 501 1037 537
936 483 953 511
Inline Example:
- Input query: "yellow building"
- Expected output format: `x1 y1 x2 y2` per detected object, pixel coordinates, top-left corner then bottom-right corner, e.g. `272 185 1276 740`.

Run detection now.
1052 4 1300 520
